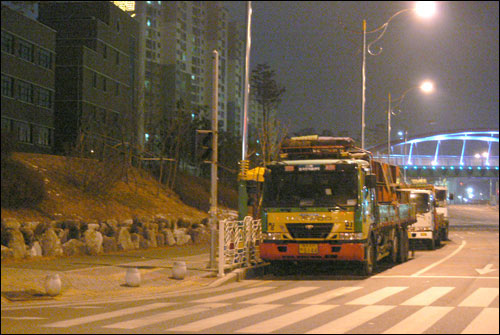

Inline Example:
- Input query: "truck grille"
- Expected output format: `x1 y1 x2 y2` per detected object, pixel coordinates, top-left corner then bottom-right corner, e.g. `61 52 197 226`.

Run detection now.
286 223 333 239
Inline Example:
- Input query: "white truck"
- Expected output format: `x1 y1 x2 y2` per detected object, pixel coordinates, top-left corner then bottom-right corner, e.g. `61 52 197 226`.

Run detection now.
401 188 440 250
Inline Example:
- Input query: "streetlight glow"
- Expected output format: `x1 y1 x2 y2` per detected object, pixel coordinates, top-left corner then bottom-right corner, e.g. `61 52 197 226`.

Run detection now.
415 1 437 19
420 80 434 93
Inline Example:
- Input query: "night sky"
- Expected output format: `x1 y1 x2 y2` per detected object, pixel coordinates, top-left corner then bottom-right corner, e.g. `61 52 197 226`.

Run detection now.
225 1 499 145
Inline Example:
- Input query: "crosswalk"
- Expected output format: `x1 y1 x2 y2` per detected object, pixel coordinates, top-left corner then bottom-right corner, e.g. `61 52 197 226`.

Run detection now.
37 285 499 333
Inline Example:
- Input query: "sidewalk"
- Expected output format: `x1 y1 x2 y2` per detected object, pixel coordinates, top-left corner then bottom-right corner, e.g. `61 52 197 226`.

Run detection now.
1 244 237 306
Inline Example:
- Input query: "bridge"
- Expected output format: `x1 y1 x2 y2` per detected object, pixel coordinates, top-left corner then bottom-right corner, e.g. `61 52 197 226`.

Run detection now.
369 129 499 178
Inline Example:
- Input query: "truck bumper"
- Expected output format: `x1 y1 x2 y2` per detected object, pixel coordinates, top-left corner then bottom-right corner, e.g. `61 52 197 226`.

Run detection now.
408 231 433 240
260 242 365 261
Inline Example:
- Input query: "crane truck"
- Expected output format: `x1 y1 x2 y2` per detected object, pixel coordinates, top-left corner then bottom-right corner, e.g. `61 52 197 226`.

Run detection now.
252 136 416 275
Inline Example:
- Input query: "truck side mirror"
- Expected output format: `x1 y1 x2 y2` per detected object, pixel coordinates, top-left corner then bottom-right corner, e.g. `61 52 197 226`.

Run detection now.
365 174 377 189
448 193 454 201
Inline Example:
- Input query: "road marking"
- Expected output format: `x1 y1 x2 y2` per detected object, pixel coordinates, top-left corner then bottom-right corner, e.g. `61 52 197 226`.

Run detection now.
458 288 499 307
373 275 499 279
383 306 453 334
306 305 395 334
167 304 280 332
411 240 466 277
401 287 455 306
293 287 362 305
346 287 407 305
461 308 499 334
236 304 337 333
42 303 173 328
243 286 318 304
193 286 274 303
476 264 497 275
103 303 227 329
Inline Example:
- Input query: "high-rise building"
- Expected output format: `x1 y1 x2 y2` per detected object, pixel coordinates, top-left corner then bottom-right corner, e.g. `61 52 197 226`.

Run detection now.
38 1 139 153
1 3 56 154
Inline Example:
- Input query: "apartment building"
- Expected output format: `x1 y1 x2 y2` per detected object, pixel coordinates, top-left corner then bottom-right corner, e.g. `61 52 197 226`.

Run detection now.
1 3 56 154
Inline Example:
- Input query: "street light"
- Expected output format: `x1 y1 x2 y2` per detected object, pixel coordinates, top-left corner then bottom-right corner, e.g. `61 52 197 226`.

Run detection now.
361 1 436 149
387 80 434 163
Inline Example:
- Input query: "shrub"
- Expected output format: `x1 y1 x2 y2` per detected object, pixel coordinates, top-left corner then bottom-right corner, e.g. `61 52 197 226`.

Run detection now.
1 159 46 208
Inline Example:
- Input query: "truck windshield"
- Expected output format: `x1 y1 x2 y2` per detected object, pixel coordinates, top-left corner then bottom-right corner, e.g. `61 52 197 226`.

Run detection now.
410 193 431 213
263 164 358 208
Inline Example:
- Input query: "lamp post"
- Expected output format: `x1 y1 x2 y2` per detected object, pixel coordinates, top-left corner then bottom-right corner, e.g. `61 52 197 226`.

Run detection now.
387 80 434 163
361 2 436 149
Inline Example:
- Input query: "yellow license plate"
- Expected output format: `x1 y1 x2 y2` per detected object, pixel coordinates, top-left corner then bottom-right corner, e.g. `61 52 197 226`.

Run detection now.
299 244 318 254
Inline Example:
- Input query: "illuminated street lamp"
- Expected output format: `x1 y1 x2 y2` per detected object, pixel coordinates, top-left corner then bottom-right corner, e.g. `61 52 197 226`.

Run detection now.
387 80 434 163
361 1 436 149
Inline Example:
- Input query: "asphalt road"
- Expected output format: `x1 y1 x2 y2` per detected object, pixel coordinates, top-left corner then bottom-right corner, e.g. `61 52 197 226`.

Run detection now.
2 205 498 334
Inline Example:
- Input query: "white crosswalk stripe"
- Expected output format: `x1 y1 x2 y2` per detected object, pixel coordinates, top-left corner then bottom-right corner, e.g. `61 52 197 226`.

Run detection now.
242 286 318 304
306 305 396 334
293 286 363 305
461 308 499 334
458 287 499 307
383 306 454 334
167 304 280 332
36 285 498 333
236 304 337 333
102 303 228 329
346 286 408 305
401 287 455 306
42 303 173 328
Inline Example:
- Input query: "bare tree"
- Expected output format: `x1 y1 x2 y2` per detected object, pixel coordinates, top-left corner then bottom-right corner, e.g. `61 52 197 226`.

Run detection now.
250 63 287 165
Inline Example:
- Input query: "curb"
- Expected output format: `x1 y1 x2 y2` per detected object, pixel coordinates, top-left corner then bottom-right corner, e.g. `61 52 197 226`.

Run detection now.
208 262 269 288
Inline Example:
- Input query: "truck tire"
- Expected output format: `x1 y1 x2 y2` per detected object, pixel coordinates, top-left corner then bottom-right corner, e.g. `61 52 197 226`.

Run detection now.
428 237 435 250
398 228 409 263
361 237 376 276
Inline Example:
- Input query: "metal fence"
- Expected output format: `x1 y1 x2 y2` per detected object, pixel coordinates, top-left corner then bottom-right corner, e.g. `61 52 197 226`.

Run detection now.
219 216 261 270
375 154 499 167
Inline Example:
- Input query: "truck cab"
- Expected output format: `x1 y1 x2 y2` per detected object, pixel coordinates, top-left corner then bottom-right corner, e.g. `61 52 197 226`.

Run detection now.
402 188 440 250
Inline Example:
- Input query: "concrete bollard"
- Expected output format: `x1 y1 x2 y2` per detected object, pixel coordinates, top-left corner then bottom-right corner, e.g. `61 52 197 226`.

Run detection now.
125 267 141 287
172 261 187 280
45 274 61 296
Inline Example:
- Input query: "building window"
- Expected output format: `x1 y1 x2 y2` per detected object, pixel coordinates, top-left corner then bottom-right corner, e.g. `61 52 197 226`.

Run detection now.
1 31 14 54
18 39 34 62
1 117 13 131
16 122 31 143
38 49 52 69
102 44 107 59
1 75 13 97
17 81 33 103
92 72 97 88
36 126 52 146
102 77 107 92
37 87 52 108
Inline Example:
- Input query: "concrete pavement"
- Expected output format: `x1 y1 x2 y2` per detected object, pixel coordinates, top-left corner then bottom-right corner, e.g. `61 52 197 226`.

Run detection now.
1 244 243 306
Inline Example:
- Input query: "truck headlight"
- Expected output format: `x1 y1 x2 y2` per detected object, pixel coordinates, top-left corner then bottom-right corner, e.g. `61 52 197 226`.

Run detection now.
338 233 363 240
262 232 282 240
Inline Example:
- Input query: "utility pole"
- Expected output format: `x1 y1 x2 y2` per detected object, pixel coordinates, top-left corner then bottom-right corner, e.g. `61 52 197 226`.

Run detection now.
209 50 219 270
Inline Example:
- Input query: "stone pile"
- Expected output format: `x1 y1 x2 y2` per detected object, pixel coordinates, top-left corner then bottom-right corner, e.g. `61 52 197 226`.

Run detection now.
1 215 210 259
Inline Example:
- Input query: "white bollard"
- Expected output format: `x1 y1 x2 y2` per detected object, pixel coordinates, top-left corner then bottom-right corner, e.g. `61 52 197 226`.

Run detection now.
172 261 187 280
45 274 61 296
125 267 141 287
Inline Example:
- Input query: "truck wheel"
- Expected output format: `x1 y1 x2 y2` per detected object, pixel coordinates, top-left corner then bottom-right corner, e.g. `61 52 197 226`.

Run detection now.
398 228 409 263
361 237 376 276
390 232 399 264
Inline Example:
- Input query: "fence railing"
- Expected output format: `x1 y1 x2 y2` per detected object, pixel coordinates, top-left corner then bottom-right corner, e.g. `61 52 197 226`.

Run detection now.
219 216 261 271
374 154 499 167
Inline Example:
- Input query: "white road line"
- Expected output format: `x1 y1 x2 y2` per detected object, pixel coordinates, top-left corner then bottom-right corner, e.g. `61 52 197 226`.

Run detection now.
383 306 454 334
293 287 362 305
167 304 280 332
243 286 318 304
193 286 274 303
401 287 455 306
458 288 499 307
461 308 499 334
411 240 466 277
306 305 395 334
346 287 407 305
236 304 337 333
42 303 173 328
103 303 227 329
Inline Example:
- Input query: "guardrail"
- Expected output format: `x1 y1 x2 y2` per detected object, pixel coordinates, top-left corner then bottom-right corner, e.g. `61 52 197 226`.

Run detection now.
374 154 499 167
